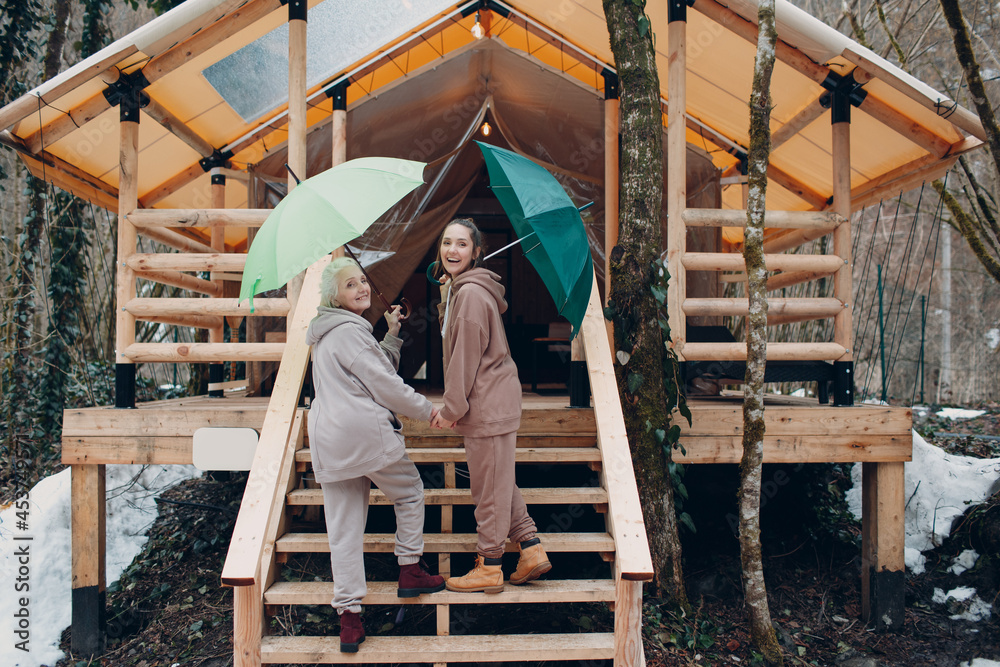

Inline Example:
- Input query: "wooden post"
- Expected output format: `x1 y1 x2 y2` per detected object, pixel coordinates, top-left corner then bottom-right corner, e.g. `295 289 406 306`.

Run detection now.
666 3 688 358
328 80 348 261
435 461 455 664
210 169 227 395
233 580 263 667
285 0 308 327
860 462 905 630
71 464 106 655
603 69 620 299
831 95 855 406
115 87 140 408
614 577 645 667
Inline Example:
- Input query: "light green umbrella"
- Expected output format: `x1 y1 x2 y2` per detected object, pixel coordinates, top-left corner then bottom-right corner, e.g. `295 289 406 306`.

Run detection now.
475 142 592 338
239 157 426 311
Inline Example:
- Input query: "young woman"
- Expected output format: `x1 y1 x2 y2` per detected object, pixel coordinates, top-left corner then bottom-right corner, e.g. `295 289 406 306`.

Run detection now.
430 218 551 593
307 256 444 652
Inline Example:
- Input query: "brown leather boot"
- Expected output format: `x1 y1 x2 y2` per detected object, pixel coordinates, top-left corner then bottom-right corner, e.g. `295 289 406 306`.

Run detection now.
510 538 551 585
445 555 504 593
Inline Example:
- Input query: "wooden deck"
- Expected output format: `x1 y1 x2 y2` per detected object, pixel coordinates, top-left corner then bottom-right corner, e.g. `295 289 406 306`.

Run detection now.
62 390 911 467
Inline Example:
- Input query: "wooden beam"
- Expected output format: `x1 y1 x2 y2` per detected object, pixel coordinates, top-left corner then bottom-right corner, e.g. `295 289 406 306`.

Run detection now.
857 93 951 158
682 252 843 273
131 313 224 330
683 208 843 230
127 208 269 228
134 268 222 296
16 151 119 211
139 226 216 254
842 50 986 142
23 92 113 154
767 163 830 210
763 268 837 291
127 253 246 272
581 273 654 581
143 97 216 158
681 341 847 361
682 297 844 319
772 95 827 150
122 342 285 363
850 154 958 211
0 44 135 131
138 161 205 209
124 297 289 318
674 435 911 464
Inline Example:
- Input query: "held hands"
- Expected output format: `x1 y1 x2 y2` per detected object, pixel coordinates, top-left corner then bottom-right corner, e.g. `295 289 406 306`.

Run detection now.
383 304 402 337
430 409 456 430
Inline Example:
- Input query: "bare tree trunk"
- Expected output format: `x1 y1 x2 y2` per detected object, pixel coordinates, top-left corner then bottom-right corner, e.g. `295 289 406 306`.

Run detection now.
603 0 688 606
740 0 782 664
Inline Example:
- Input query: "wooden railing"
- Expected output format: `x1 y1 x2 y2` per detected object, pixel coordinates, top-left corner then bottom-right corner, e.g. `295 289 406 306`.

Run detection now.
674 207 850 362
118 207 281 364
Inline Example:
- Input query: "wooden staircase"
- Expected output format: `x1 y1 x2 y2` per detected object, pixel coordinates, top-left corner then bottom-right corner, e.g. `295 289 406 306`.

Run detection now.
221 272 652 666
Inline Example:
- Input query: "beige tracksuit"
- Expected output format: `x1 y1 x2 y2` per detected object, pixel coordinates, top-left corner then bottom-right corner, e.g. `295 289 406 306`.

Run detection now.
307 306 433 613
438 268 538 558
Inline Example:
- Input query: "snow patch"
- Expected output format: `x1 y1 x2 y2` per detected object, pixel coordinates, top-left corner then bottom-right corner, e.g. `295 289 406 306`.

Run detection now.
932 587 993 622
986 328 999 350
936 407 986 420
1 464 200 666
847 431 1000 568
948 549 980 575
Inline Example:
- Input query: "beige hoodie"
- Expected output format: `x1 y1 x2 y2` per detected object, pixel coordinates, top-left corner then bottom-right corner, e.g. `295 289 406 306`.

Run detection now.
438 268 522 436
306 306 432 483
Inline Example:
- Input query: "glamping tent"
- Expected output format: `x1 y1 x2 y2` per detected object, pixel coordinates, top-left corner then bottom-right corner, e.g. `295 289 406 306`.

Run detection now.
0 0 983 664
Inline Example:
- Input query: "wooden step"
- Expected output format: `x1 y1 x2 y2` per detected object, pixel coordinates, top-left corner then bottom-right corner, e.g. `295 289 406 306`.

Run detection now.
260 632 615 663
264 579 615 606
403 434 597 448
275 532 615 554
286 487 608 506
295 447 601 466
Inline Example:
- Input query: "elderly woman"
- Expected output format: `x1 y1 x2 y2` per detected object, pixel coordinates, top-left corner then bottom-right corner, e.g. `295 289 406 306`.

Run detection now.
306 256 444 653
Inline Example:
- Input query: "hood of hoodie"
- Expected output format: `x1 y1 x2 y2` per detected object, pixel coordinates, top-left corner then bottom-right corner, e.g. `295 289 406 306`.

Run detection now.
306 306 373 345
451 268 508 315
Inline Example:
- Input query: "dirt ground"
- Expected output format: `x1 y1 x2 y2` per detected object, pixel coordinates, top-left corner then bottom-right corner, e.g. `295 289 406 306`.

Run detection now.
51 402 999 667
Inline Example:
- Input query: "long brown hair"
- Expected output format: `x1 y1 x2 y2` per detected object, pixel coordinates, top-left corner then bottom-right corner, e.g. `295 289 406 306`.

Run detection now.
430 218 487 283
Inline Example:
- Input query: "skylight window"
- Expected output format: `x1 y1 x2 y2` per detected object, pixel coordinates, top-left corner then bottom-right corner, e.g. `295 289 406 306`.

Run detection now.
203 0 455 123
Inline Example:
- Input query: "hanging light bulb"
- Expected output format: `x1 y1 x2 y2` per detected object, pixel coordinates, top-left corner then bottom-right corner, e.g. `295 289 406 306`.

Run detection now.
471 11 485 39
481 121 492 136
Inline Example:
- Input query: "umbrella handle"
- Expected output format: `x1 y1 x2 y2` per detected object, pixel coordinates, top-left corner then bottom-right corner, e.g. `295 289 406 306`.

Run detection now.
398 297 411 322
426 261 443 286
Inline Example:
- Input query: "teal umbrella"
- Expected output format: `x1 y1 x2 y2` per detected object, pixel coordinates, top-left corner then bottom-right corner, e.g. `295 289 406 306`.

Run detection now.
475 141 592 338
239 157 425 311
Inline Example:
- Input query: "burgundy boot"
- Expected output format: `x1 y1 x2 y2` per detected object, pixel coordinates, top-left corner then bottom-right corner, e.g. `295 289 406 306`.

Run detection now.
398 559 446 598
339 610 365 653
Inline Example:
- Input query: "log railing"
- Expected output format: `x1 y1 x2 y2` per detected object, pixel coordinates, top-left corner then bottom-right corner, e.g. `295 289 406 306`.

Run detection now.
675 208 850 362
119 208 286 364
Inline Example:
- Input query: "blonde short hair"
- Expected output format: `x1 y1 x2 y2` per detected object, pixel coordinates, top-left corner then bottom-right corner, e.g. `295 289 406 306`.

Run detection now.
319 256 361 308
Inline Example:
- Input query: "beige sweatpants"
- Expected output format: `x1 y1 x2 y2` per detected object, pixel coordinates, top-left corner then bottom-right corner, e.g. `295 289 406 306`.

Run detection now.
320 454 425 614
464 431 538 558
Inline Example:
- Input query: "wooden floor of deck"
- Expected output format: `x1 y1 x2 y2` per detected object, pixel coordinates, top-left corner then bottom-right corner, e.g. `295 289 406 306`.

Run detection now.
61 390 911 466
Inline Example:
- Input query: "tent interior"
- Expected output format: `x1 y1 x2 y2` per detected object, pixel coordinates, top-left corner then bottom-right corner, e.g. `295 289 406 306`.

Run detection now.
247 39 720 387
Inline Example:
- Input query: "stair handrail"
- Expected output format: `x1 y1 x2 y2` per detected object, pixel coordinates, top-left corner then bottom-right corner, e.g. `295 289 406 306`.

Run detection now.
221 256 329 587
580 271 654 582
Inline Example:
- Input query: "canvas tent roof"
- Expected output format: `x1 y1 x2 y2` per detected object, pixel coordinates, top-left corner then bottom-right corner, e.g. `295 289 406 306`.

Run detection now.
0 0 983 233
